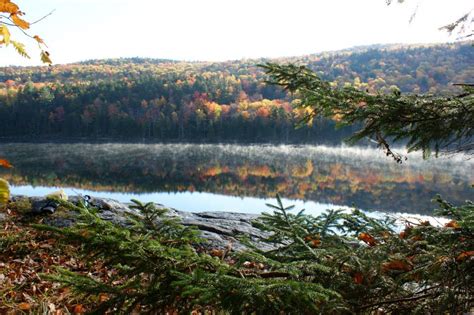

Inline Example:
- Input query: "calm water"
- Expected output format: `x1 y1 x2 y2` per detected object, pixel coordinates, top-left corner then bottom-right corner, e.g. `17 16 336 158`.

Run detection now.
0 143 472 216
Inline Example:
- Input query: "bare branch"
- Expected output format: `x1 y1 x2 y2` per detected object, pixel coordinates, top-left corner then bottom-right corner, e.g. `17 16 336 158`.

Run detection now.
30 10 55 25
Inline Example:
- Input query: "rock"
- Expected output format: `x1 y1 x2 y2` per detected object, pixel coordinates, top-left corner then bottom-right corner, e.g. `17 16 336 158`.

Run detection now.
177 211 275 251
13 195 275 252
31 198 60 215
42 216 76 228
11 195 29 202
89 196 142 226
180 211 270 236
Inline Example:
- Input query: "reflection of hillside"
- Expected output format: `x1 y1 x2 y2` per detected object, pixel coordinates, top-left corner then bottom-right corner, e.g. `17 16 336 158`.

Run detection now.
0 143 472 214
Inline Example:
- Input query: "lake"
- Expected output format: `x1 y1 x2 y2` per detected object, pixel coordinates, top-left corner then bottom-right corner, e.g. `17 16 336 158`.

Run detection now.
0 143 472 216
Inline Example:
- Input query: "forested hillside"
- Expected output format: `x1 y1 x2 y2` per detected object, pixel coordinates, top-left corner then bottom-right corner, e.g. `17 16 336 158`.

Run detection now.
0 42 472 142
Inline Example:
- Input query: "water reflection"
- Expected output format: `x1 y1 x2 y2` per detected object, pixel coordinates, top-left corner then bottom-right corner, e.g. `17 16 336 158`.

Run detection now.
0 143 472 214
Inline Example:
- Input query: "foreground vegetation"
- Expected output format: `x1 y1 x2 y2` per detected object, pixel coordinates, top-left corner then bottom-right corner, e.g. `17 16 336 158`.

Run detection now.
0 195 472 313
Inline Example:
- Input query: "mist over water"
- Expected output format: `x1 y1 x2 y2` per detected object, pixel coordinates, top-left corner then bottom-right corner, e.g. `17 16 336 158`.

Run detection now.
1 143 472 215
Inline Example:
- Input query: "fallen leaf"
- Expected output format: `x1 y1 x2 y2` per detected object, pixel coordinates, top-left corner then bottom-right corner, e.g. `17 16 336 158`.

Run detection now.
99 293 109 302
18 302 31 311
305 234 321 247
456 251 474 262
353 272 364 284
242 261 254 268
382 260 413 272
209 249 223 258
48 303 56 313
358 233 377 246
73 304 84 314
411 235 423 241
445 221 460 229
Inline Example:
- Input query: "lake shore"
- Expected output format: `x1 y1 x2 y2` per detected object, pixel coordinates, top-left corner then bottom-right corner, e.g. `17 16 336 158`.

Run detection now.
5 194 275 252
5 194 450 250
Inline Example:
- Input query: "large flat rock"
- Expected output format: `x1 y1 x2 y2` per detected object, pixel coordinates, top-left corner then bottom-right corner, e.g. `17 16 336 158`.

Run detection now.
10 195 274 252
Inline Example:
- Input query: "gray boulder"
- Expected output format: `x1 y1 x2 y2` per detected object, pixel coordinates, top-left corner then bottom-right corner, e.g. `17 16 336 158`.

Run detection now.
13 195 274 252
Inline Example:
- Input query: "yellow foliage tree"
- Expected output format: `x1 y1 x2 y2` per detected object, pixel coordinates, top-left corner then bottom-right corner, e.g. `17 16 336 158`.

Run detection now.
0 0 51 64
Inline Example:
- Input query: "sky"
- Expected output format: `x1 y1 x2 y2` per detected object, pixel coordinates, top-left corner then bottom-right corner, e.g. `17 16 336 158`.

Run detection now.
0 0 472 66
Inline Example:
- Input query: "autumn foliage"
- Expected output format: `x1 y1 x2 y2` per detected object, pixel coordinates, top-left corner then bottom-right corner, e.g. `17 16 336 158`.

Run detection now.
0 43 472 142
0 202 105 313
0 159 12 169
0 0 51 64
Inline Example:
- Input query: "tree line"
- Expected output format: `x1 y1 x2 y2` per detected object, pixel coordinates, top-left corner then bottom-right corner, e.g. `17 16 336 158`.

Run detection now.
0 42 471 142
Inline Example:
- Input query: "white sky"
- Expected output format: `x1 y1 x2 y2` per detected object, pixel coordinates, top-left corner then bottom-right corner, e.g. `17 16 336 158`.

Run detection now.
0 0 472 66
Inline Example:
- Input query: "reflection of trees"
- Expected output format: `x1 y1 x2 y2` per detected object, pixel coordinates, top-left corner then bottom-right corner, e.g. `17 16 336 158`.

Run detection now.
0 143 472 214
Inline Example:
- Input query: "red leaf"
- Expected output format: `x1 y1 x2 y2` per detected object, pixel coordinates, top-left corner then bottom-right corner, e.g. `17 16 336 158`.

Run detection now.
358 233 377 246
445 220 460 229
353 272 364 284
456 251 474 262
411 235 423 241
209 249 223 257
99 293 109 302
382 260 413 272
18 302 31 311
310 239 321 247
73 304 84 314
0 159 12 168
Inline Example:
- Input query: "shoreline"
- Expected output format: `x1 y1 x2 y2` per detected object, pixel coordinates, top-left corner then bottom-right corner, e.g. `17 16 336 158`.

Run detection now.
5 194 274 252
4 194 450 250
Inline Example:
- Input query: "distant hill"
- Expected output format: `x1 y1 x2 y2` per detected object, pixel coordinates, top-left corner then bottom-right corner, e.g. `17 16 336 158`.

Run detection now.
0 42 472 142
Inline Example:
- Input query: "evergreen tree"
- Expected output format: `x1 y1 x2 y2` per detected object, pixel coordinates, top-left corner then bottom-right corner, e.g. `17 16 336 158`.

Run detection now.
261 63 473 161
36 193 473 313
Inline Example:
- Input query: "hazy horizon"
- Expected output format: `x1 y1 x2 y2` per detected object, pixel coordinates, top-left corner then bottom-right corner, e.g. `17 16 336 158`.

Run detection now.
2 41 472 67
1 0 472 66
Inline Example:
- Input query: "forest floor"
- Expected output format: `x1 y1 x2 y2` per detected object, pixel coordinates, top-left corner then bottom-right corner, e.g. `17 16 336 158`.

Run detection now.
0 198 237 314
0 201 109 314
2 195 473 314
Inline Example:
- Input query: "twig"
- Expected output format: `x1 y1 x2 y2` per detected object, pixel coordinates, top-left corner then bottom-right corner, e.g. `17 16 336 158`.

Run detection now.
453 83 474 87
30 10 55 25
259 271 291 278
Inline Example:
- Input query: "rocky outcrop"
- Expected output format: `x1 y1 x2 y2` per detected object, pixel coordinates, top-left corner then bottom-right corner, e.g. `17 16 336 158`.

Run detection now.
11 195 274 252
177 210 274 251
